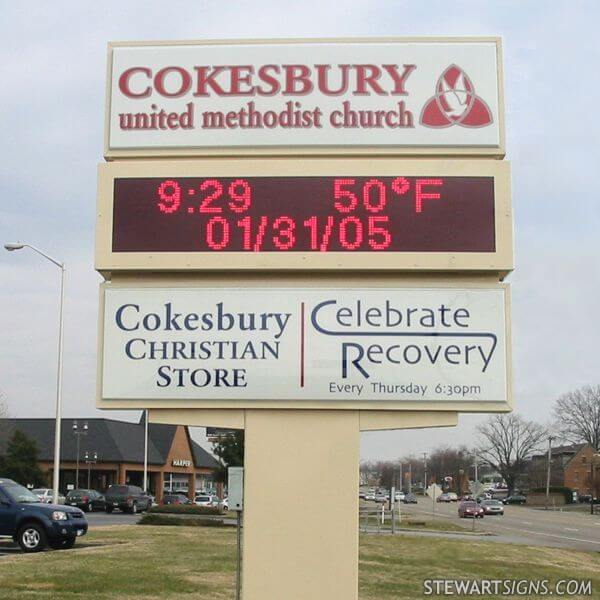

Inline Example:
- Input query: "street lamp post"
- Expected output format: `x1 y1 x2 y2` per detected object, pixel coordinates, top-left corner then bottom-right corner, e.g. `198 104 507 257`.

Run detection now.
4 242 65 505
422 452 428 491
73 421 88 488
84 451 98 490
143 409 149 492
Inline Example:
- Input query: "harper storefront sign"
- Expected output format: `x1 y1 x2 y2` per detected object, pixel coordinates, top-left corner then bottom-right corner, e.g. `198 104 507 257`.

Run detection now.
105 38 503 156
98 285 510 409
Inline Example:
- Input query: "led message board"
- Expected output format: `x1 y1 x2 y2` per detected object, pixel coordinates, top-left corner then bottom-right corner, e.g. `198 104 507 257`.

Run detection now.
112 176 494 253
95 158 512 273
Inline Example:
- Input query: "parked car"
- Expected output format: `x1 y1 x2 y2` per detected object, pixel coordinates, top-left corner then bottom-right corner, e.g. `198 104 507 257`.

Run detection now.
480 499 504 515
459 495 474 502
65 489 106 512
402 493 418 504
0 478 88 552
32 488 66 505
162 493 191 505
476 493 491 503
365 493 376 501
502 495 527 505
104 485 151 514
447 492 458 502
458 501 484 518
194 494 221 507
437 493 452 503
222 497 229 510
374 494 387 503
394 491 405 501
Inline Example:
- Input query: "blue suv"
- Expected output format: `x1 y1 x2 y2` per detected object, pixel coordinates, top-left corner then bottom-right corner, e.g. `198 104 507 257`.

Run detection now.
0 478 88 552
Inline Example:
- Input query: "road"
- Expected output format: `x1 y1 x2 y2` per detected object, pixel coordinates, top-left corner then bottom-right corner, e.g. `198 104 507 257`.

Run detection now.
395 497 600 552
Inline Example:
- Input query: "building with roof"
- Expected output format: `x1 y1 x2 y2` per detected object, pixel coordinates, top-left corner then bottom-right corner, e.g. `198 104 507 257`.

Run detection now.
564 444 600 498
0 415 220 502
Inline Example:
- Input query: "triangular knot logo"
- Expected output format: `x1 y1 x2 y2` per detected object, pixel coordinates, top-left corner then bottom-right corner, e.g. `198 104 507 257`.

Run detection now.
420 64 493 128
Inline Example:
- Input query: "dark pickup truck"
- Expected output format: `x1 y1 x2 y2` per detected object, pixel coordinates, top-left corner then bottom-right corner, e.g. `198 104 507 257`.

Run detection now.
104 484 151 514
0 478 88 552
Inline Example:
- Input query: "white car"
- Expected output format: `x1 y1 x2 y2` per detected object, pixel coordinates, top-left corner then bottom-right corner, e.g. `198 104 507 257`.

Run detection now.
32 488 66 505
394 491 405 501
194 494 221 507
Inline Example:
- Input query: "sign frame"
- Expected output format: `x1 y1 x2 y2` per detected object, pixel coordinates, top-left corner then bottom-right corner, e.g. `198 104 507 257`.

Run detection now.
95 158 513 276
104 36 505 159
96 277 512 413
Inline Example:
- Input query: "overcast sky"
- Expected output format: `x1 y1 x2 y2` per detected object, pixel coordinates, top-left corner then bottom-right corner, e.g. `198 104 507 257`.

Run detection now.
1 1 598 460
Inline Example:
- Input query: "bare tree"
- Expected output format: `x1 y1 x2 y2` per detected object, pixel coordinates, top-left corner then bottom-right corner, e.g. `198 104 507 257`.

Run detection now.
476 414 547 494
0 391 10 454
553 385 600 450
427 445 475 493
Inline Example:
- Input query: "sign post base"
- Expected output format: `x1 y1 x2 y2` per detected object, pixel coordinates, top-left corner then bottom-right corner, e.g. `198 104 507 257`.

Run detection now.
243 409 360 600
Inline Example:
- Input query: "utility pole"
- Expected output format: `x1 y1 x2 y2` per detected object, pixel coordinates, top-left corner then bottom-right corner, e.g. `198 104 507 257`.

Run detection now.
591 452 600 516
423 452 428 492
545 435 554 510
408 463 412 494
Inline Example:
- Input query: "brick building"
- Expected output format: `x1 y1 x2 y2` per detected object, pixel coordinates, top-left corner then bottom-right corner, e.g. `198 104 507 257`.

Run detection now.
0 416 220 502
564 444 600 497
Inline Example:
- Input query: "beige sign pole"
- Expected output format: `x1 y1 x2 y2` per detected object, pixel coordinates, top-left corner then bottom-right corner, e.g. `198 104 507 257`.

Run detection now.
149 408 458 599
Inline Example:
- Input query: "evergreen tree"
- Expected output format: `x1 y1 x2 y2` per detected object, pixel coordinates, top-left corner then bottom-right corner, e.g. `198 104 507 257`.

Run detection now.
2 430 46 487
211 430 244 483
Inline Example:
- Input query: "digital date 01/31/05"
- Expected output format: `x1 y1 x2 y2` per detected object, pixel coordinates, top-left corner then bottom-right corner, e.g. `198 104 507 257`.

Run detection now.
112 176 496 253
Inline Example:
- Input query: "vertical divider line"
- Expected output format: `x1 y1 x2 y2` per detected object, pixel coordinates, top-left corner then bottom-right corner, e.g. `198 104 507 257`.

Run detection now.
300 302 305 387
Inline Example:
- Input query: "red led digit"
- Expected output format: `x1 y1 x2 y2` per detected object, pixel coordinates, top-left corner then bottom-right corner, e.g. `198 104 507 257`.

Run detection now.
303 216 319 250
236 216 252 250
362 179 387 213
273 216 296 250
368 216 391 250
157 180 181 214
391 177 410 196
339 216 363 250
228 179 252 213
199 179 223 213
415 178 443 213
206 216 230 250
333 179 358 213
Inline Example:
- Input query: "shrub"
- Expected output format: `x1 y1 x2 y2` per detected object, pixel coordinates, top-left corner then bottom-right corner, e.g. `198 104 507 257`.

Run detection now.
148 504 224 516
139 514 226 527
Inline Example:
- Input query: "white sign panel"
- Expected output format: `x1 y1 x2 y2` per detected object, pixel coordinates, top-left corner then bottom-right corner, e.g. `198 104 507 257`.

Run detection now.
106 39 503 155
100 286 508 405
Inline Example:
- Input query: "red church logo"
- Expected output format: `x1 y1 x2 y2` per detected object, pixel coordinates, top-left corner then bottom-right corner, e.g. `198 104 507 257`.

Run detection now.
420 65 493 128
